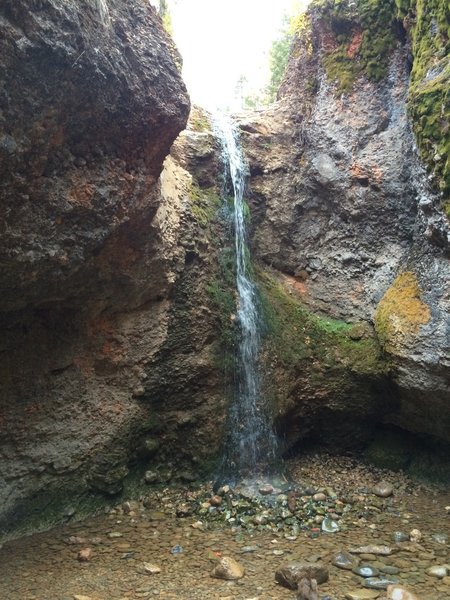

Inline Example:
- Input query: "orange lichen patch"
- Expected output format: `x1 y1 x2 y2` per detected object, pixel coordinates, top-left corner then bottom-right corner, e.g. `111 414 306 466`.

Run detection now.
68 181 96 207
351 162 371 184
347 30 363 58
374 271 431 351
284 274 308 296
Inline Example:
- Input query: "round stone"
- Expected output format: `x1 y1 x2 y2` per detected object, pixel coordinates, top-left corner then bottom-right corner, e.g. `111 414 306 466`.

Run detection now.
426 565 448 578
393 531 409 543
372 481 394 498
353 566 380 578
259 484 274 495
313 492 327 502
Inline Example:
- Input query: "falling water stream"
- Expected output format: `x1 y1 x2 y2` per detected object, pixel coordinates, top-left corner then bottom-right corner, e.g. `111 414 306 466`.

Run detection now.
214 115 279 480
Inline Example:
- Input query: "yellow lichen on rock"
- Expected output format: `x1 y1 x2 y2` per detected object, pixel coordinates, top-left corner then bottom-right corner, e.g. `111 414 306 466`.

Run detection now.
374 272 431 351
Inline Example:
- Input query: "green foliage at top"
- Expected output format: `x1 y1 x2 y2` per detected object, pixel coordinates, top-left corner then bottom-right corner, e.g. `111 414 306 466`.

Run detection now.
311 0 399 92
266 15 295 103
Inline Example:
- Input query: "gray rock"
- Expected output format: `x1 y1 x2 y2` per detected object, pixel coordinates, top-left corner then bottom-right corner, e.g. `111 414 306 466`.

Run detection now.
275 563 329 590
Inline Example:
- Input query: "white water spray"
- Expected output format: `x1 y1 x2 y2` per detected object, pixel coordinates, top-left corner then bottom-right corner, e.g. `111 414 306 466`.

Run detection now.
214 115 279 478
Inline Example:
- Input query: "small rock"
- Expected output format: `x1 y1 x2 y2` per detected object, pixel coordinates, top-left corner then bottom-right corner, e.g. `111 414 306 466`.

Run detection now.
353 566 380 578
386 584 420 600
143 562 161 574
74 596 93 600
77 548 92 562
380 566 400 575
426 565 448 578
350 546 393 556
122 501 139 514
392 531 409 543
211 556 245 580
176 503 193 517
313 493 327 502
288 491 297 512
209 495 222 506
333 550 360 570
170 545 183 555
372 482 394 498
275 562 329 590
363 577 400 590
144 470 158 484
345 591 380 600
321 517 339 533
259 484 274 495
409 529 422 543
296 578 319 600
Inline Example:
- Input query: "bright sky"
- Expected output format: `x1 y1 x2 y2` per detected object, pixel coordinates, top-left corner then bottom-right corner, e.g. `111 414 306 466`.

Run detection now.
163 0 312 111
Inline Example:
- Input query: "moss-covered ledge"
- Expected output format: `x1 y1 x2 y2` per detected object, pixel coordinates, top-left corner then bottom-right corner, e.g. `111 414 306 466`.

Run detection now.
257 270 392 451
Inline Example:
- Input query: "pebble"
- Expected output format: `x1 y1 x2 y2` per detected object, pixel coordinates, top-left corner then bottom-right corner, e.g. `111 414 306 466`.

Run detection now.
211 556 245 580
344 590 380 599
73 596 93 600
143 563 161 574
409 529 422 543
392 531 409 543
373 482 394 498
108 532 123 539
350 546 393 556
333 550 360 570
77 548 92 562
209 495 222 506
321 517 339 533
380 566 400 575
275 562 329 589
313 492 327 502
353 566 380 577
363 576 400 589
426 565 448 578
259 484 274 495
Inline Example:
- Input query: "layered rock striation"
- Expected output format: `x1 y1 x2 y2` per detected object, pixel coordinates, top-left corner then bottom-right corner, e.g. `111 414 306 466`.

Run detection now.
238 0 450 451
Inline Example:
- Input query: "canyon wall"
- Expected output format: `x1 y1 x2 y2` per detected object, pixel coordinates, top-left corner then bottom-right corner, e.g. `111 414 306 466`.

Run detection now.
239 0 449 459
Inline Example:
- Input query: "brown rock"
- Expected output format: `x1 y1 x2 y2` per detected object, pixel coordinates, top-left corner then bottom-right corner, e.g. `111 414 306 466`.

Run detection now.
77 548 92 562
210 557 245 580
275 563 329 590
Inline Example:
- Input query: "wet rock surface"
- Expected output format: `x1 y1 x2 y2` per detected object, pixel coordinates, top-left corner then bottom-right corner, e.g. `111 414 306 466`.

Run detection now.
237 3 450 450
0 454 448 599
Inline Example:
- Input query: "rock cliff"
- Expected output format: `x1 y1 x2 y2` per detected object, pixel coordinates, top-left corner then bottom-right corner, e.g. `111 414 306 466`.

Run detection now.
0 1 227 535
238 0 450 456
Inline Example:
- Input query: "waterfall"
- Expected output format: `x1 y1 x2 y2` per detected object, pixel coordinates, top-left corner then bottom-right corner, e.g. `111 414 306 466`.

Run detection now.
214 115 279 480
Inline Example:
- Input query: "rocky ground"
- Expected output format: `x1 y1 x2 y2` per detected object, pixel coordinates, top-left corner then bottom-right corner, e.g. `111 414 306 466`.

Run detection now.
0 453 448 600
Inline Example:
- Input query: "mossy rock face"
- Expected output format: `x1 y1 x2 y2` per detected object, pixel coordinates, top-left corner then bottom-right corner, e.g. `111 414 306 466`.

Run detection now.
306 0 450 203
374 271 431 352
310 0 399 92
258 271 391 451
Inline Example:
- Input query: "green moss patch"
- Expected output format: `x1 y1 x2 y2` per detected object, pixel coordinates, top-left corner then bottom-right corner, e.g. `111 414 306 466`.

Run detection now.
259 271 389 384
188 183 220 227
311 0 399 92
